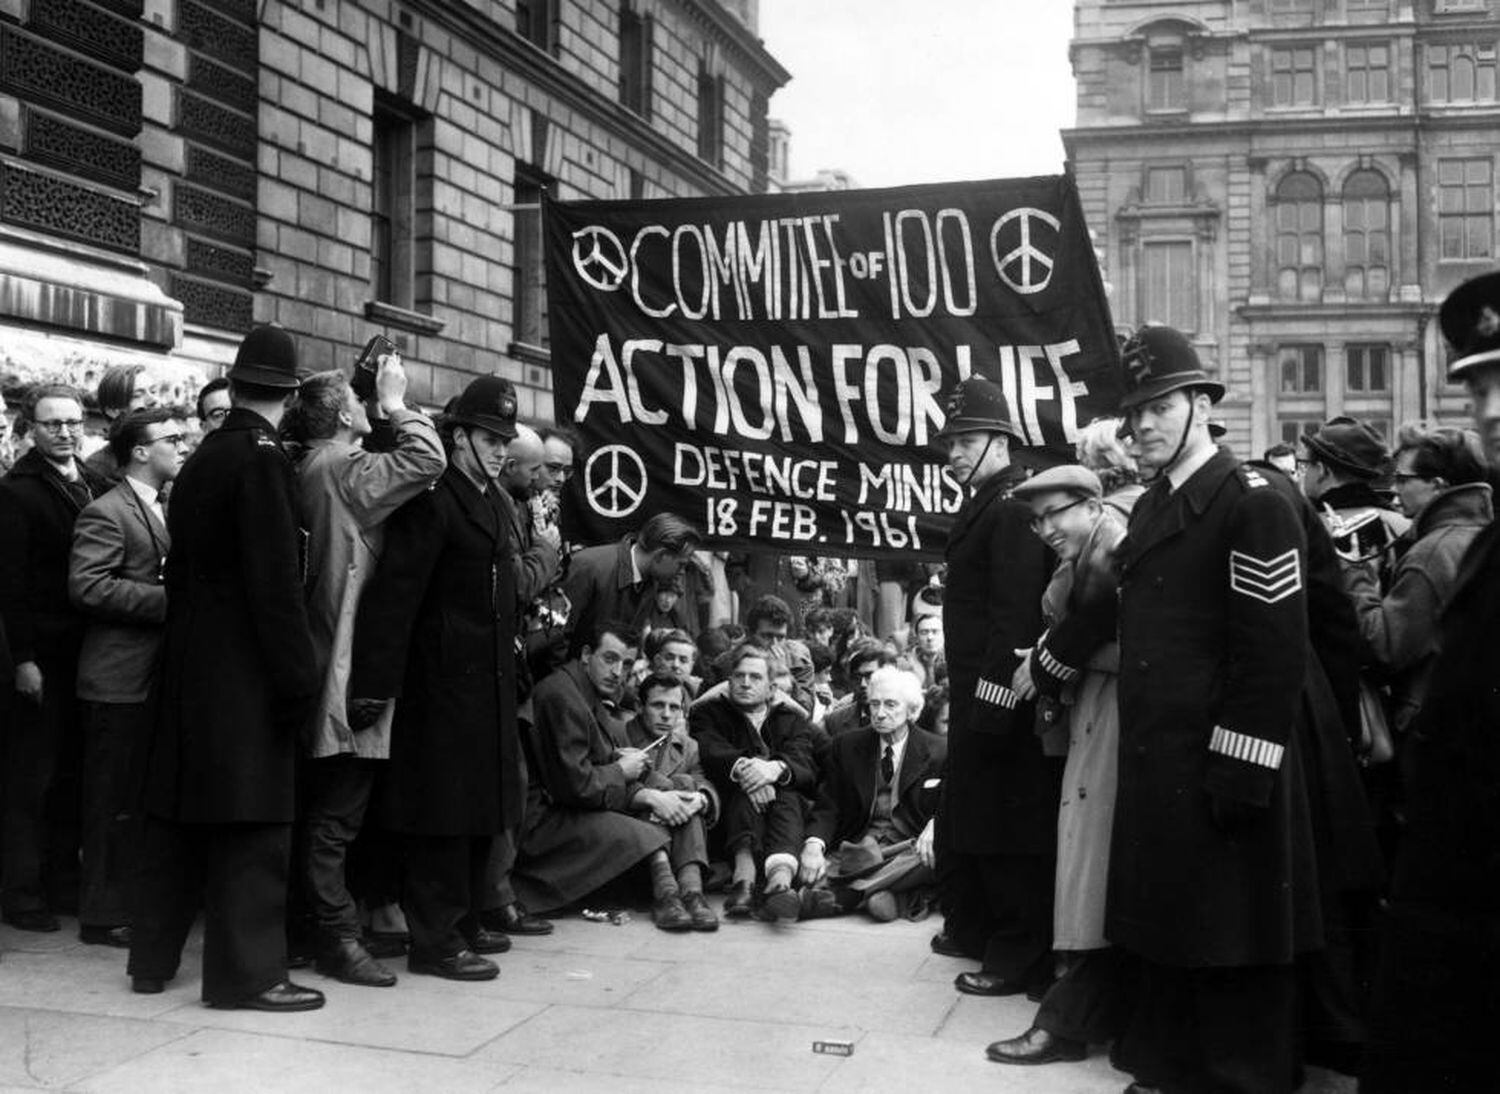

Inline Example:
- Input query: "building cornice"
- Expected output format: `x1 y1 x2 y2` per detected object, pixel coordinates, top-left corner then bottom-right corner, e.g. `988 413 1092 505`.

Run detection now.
414 0 782 196
676 1 792 89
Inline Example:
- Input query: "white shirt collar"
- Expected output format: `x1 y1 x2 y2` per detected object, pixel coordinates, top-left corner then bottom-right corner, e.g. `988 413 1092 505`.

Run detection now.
877 728 910 779
124 474 160 509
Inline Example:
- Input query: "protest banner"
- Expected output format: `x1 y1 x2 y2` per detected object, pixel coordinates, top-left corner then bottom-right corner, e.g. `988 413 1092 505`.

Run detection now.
544 175 1121 560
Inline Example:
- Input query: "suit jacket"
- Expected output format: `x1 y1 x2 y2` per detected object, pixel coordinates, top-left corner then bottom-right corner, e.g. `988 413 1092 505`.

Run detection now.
623 715 720 825
69 479 170 703
808 726 946 848
562 538 651 657
144 408 318 824
297 408 445 759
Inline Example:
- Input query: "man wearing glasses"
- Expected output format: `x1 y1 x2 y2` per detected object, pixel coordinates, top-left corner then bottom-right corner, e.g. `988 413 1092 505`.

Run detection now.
0 384 111 932
196 378 232 438
68 408 189 948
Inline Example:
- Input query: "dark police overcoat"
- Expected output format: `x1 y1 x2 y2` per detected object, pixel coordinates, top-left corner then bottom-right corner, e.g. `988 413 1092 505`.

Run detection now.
1109 451 1323 967
145 408 318 823
940 464 1056 857
351 465 556 836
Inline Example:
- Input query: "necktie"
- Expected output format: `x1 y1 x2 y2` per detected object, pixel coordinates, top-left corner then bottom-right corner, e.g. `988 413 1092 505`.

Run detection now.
881 744 894 785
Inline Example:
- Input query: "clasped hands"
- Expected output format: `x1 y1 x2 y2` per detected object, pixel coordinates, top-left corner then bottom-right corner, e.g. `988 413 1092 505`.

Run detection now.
637 787 705 827
732 756 786 813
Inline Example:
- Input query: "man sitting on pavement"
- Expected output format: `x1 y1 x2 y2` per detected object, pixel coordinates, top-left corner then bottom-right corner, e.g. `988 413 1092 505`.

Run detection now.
690 643 817 922
621 672 720 931
797 666 944 922
512 622 690 931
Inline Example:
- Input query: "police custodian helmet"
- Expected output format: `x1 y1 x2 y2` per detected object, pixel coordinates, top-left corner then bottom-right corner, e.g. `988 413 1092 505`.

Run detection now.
935 376 1026 443
227 324 302 390
1439 270 1500 380
1117 324 1226 411
447 375 520 440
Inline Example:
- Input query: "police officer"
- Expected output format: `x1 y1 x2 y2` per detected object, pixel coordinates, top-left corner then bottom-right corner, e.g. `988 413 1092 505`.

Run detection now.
921 377 1058 998
128 325 324 1011
1361 272 1500 1092
1110 326 1322 1093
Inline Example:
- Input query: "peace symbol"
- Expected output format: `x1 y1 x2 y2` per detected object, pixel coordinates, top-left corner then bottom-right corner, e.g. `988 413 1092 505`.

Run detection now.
584 444 647 518
571 226 628 292
989 207 1060 295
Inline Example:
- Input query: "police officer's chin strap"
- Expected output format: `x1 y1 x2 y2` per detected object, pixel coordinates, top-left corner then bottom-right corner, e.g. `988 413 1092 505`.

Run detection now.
463 430 502 497
1160 394 1198 478
956 433 998 489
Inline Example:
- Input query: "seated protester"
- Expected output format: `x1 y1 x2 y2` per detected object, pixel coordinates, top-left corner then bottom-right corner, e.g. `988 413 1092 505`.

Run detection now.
644 627 701 699
797 666 945 922
823 639 897 738
694 622 742 691
511 622 687 930
917 683 950 737
622 673 720 931
803 607 834 652
806 641 836 726
690 643 817 922
642 574 687 634
745 593 814 712
907 612 947 688
826 607 867 694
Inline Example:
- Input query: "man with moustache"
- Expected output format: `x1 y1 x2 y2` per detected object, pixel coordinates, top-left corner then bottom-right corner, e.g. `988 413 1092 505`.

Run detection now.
924 377 1057 1000
69 408 189 947
1109 325 1321 1094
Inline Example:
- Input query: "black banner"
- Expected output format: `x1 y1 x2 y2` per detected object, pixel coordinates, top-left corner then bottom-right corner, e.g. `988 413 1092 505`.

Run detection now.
545 175 1120 560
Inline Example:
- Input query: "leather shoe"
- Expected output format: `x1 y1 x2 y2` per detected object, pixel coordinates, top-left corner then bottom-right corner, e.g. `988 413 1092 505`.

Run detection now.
652 892 693 932
723 880 755 919
407 949 499 981
760 885 801 922
131 976 166 994
864 891 898 923
955 971 1027 996
218 980 325 1012
3 908 60 933
798 887 840 920
985 1026 1087 1065
681 890 719 932
315 939 396 988
929 931 967 958
481 901 553 937
80 924 132 948
462 926 512 955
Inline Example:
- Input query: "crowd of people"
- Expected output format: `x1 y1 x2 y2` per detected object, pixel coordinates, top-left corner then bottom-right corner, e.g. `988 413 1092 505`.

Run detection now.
1 272 1498 1094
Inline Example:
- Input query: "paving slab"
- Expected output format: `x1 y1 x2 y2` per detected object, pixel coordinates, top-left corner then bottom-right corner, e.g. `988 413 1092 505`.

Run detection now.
0 1009 192 1090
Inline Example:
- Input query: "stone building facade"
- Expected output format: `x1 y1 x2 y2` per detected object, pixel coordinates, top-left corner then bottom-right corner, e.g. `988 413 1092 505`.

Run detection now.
1065 0 1500 455
0 0 788 421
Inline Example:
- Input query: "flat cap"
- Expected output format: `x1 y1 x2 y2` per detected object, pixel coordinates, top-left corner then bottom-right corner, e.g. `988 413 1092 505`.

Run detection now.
1012 464 1103 502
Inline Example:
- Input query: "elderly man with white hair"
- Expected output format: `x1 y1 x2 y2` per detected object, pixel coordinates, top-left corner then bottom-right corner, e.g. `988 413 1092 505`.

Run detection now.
797 665 946 922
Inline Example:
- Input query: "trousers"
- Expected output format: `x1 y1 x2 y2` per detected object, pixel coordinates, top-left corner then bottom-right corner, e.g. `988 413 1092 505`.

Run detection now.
128 817 291 1005
78 700 152 927
301 755 378 942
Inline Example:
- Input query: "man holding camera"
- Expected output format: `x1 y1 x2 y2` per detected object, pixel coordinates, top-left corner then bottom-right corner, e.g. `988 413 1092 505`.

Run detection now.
288 350 445 987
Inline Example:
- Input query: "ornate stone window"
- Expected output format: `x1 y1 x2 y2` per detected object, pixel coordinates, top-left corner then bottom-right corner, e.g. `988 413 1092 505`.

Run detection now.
1343 170 1391 299
1273 172 1324 301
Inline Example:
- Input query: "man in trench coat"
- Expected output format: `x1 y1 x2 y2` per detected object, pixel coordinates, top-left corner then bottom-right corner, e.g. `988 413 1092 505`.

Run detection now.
128 325 324 1011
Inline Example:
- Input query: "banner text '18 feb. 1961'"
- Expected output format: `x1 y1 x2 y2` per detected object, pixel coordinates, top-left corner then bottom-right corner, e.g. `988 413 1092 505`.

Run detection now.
544 175 1122 561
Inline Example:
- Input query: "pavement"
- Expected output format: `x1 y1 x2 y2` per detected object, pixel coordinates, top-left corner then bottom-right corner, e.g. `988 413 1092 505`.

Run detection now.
0 910 1356 1093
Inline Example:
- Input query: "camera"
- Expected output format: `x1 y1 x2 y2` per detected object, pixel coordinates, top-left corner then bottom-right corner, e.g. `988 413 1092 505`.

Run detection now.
352 334 398 401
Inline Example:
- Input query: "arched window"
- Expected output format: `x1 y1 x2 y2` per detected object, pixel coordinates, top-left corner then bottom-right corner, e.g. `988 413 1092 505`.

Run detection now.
1275 172 1323 302
1343 170 1390 300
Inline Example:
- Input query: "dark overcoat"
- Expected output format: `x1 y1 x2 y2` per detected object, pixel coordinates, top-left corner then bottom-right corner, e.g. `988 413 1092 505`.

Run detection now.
351 466 556 835
144 408 318 823
1109 451 1323 967
689 693 818 798
808 727 946 848
939 464 1056 856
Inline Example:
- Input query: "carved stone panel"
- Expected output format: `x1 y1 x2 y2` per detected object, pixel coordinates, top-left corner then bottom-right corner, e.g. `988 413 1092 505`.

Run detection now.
26 0 145 73
178 1 256 73
187 54 257 114
170 272 252 331
184 145 255 203
22 108 141 191
186 235 254 287
178 89 256 159
0 163 140 253
174 183 255 246
0 26 143 137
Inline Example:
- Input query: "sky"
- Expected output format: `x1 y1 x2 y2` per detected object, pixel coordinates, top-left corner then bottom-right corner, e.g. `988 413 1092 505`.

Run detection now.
758 1 1078 189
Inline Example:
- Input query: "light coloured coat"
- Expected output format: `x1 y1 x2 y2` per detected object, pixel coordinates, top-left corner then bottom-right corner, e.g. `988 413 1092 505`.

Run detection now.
298 408 445 759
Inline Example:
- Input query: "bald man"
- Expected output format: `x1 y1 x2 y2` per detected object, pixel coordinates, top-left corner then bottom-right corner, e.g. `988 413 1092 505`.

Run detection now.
499 425 545 502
